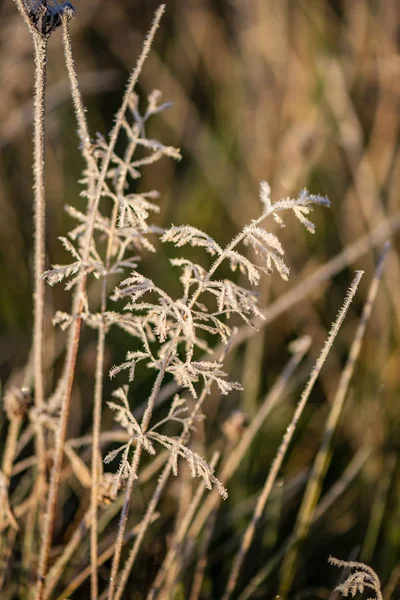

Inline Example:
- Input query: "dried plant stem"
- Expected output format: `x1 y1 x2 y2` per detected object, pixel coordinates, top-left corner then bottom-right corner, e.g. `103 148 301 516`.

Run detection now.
61 16 95 169
212 213 400 359
188 506 218 600
0 417 21 585
138 213 400 421
32 33 47 420
279 244 389 597
35 303 83 599
31 31 48 488
36 6 167 593
22 31 50 597
108 197 323 597
328 557 383 600
44 509 91 599
62 19 102 598
222 271 364 600
1 418 21 498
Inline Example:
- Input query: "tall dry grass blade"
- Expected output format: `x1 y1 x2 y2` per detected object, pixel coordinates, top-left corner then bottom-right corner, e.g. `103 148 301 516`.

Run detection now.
279 244 389 597
222 270 364 600
61 15 101 599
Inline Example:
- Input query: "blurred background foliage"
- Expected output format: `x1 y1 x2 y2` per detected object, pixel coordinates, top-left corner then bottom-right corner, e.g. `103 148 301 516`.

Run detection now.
1 0 400 597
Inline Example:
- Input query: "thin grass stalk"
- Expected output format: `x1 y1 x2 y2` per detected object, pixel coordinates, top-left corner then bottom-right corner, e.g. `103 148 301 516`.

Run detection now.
61 16 95 169
90 322 104 600
44 508 91 599
107 347 170 599
279 245 389 597
107 330 182 600
17 29 50 595
0 416 20 589
0 418 21 509
32 33 48 412
222 271 364 600
35 292 83 598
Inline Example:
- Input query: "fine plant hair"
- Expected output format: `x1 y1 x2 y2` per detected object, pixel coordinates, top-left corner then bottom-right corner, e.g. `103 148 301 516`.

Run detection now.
7 3 397 600
329 557 383 600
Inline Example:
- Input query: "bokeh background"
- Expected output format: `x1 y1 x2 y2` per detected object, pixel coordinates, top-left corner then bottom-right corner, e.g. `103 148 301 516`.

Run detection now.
1 1 400 598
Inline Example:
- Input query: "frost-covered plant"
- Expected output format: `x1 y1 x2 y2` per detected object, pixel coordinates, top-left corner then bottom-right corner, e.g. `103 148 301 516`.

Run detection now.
329 557 384 600
6 3 331 599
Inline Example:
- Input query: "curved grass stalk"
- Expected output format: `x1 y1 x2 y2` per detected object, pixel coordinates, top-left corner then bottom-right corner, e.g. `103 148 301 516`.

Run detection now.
222 271 364 600
279 243 390 597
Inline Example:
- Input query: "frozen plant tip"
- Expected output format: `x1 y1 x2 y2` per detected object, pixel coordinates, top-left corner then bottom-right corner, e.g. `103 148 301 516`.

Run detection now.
329 556 383 600
23 0 75 36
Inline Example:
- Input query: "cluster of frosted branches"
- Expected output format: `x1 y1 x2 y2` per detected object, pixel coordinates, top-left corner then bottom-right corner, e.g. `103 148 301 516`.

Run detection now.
44 112 328 495
99 182 329 496
329 557 383 600
44 89 181 298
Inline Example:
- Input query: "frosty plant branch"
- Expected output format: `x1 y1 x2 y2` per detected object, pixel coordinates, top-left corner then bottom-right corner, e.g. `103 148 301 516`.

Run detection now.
106 184 329 597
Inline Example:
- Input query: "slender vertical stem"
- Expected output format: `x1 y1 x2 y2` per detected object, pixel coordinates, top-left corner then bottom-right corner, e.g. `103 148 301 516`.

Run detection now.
62 19 101 598
32 22 47 405
25 33 50 591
